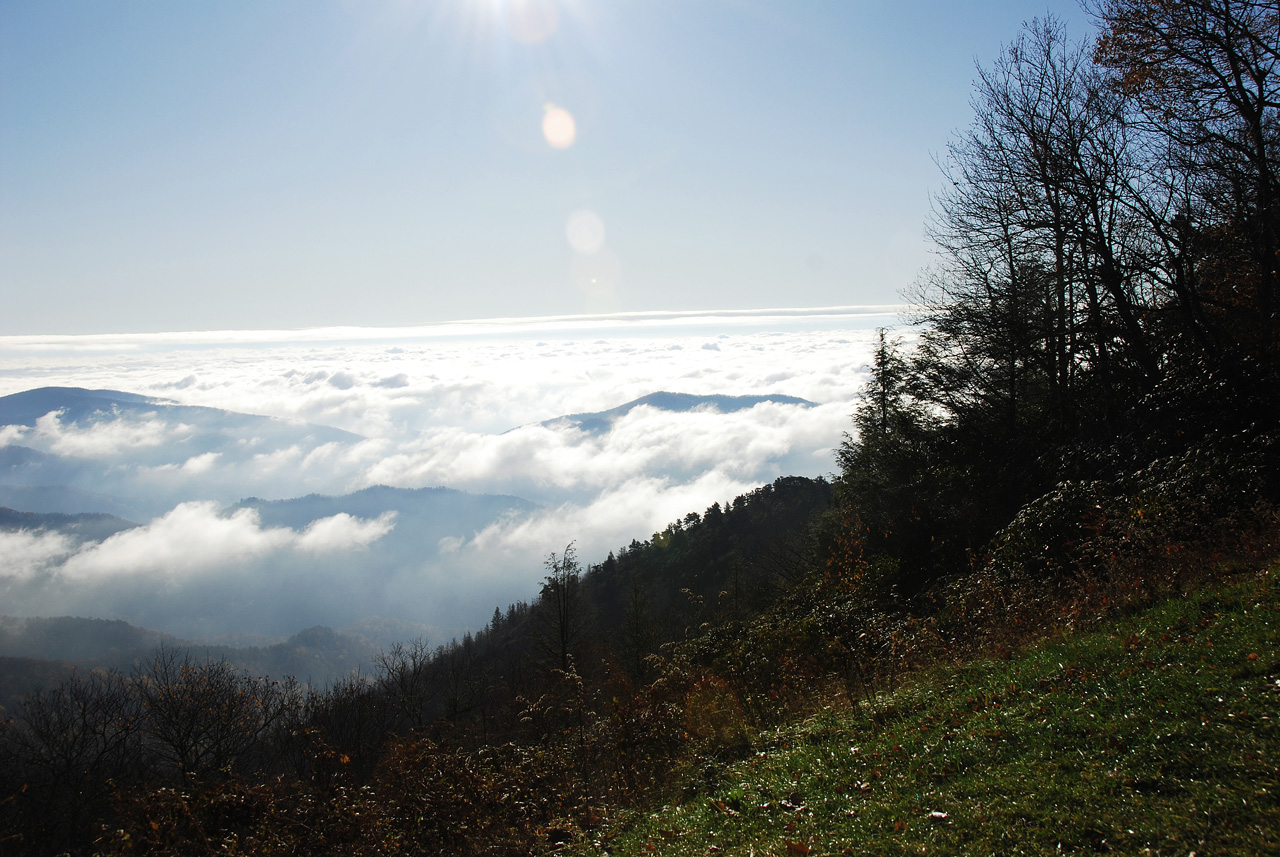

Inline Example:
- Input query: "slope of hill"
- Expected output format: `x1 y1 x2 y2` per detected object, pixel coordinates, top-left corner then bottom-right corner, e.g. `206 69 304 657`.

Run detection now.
231 484 535 536
536 391 815 435
0 387 361 445
0 506 138 541
582 567 1280 856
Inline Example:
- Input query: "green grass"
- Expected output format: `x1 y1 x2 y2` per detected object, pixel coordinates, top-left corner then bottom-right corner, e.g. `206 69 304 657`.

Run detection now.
581 567 1280 856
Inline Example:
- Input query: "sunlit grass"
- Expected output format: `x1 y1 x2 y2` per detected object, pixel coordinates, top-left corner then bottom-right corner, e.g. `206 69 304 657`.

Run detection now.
583 566 1280 856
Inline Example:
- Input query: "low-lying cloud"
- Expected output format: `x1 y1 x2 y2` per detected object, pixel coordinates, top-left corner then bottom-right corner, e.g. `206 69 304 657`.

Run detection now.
35 410 190 458
361 400 850 504
1 503 397 637
0 317 892 637
54 503 395 582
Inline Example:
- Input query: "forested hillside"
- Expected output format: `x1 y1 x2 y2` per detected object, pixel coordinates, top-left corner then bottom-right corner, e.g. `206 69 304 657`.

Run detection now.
3 2 1279 854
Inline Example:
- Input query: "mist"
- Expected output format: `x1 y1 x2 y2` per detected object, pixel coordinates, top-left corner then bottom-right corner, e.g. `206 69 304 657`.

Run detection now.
0 313 888 639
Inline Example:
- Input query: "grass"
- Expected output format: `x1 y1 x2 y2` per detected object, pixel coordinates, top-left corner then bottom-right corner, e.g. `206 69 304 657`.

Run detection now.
578 565 1280 856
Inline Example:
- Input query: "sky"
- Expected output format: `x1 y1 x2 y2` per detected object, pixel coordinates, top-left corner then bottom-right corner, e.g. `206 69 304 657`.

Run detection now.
1 0 1093 335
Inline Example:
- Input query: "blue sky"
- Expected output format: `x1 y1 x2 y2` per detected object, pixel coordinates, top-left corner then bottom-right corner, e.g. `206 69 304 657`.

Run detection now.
1 0 1091 335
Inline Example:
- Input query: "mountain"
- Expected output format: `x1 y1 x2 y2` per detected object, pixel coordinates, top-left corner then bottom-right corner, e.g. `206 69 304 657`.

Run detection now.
0 387 361 445
0 615 383 714
0 480 150 520
536 391 816 436
231 484 538 561
0 387 367 517
0 614 174 665
0 388 156 427
0 507 138 542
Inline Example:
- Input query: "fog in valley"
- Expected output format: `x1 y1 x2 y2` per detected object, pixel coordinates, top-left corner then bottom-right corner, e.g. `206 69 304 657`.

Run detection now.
0 311 887 641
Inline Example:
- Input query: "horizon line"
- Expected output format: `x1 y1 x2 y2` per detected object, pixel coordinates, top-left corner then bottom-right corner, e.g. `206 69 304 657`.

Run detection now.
0 305 914 349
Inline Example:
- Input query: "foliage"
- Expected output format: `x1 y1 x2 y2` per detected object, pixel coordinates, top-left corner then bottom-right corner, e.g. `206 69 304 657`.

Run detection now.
581 566 1280 857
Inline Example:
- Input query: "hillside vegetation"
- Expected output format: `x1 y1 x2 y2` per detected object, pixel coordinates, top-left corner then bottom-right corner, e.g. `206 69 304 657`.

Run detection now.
580 566 1280 856
4 2 1280 854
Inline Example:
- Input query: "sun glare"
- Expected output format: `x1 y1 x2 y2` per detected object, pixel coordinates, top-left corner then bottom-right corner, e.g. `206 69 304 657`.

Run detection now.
505 0 560 44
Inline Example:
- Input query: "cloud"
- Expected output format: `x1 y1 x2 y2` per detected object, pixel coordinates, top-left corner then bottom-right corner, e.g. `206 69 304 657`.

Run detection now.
0 529 76 583
0 319 889 636
34 409 190 458
296 511 396 553
328 371 357 390
59 504 292 580
451 470 760 582
181 451 221 474
358 399 847 505
56 502 395 582
0 425 28 444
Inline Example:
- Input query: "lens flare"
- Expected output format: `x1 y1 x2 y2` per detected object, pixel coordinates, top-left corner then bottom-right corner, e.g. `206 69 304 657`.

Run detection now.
571 248 621 312
565 210 605 254
542 104 577 149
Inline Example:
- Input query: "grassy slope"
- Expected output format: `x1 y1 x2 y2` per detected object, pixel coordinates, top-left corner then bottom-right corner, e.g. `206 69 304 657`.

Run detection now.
585 566 1280 857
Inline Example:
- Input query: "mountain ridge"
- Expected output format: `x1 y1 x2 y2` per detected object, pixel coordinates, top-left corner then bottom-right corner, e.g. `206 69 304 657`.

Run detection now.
530 390 816 435
0 386 362 443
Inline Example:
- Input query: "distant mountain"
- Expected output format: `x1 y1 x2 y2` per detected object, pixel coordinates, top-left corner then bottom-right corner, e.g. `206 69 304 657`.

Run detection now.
0 387 367 517
537 391 816 436
0 444 61 471
0 614 174 665
0 387 361 445
232 484 537 561
0 387 157 427
0 615 385 712
0 443 89 486
0 482 150 521
0 506 137 541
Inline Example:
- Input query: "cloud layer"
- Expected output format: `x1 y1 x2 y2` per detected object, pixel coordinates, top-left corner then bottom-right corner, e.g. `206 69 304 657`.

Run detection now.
0 317 891 637
2 503 396 637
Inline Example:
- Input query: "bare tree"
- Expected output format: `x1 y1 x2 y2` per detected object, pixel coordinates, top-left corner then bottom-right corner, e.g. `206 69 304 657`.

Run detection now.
6 669 143 854
1094 0 1280 346
375 637 437 732
534 543 587 672
135 645 297 780
924 17 1158 439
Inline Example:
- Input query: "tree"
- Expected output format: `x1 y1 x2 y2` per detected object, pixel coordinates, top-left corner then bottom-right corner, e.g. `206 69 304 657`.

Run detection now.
1090 0 1280 436
534 543 587 672
922 17 1161 443
135 646 297 780
7 670 143 854
375 637 437 732
836 331 951 592
1094 0 1280 352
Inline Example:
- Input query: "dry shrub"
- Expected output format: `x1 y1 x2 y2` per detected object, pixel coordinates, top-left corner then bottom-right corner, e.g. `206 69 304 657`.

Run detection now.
938 436 1280 657
684 676 749 749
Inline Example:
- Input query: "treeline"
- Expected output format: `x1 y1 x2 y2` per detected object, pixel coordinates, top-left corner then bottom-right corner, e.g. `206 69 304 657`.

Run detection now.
0 618 379 715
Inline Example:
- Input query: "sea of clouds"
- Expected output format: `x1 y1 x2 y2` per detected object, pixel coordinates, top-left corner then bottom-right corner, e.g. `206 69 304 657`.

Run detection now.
0 309 901 638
